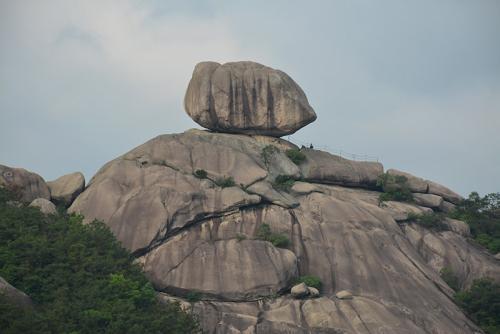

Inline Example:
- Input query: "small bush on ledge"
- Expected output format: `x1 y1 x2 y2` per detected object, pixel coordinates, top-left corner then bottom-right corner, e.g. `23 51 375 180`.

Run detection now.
293 275 322 291
257 223 290 248
377 172 413 203
194 169 208 179
215 176 235 188
407 211 448 231
185 291 202 303
273 175 296 192
286 149 306 165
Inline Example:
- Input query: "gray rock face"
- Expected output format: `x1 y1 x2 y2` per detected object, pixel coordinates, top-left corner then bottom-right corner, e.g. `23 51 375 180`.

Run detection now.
0 276 32 309
412 193 443 208
68 129 299 254
299 149 384 188
0 164 50 202
143 208 298 300
29 198 57 215
68 131 496 334
184 61 317 137
47 172 85 206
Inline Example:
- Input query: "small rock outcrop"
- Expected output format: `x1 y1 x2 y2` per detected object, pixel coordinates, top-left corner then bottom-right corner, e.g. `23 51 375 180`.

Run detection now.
47 172 85 207
335 290 353 300
0 276 33 309
0 164 50 202
184 61 317 137
29 198 57 215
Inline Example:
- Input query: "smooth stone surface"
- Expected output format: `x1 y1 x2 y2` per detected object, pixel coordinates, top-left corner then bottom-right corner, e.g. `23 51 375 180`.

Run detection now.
290 283 308 298
29 198 57 215
184 61 317 136
412 193 443 208
290 181 323 196
444 218 470 237
0 164 50 202
427 180 463 205
47 172 85 206
299 149 384 188
335 290 353 300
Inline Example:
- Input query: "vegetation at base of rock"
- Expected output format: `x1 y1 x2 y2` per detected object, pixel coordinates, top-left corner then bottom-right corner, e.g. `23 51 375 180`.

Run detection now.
236 233 246 242
440 267 460 291
261 145 279 167
293 276 322 291
215 176 235 188
0 188 199 334
285 148 306 165
450 192 500 253
377 172 413 203
256 224 290 248
193 169 208 179
273 175 296 192
407 211 448 231
185 291 202 303
455 278 500 334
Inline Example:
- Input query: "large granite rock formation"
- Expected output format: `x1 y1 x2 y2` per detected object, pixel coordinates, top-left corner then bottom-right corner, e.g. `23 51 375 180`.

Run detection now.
0 164 50 202
184 61 317 137
68 129 497 334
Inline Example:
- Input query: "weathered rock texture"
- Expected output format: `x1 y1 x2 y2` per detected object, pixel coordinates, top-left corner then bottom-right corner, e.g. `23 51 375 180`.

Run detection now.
299 149 384 188
0 164 50 202
0 276 33 309
47 172 85 206
29 198 57 215
184 61 317 137
68 130 497 333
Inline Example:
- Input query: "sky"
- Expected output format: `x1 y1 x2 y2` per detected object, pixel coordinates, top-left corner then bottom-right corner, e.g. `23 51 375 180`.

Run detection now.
1 0 499 196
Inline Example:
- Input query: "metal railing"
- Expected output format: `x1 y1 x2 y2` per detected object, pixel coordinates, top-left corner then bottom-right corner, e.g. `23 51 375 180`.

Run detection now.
286 136 380 162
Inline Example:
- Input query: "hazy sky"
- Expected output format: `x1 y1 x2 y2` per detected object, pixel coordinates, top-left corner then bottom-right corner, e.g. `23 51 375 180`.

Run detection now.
1 0 499 196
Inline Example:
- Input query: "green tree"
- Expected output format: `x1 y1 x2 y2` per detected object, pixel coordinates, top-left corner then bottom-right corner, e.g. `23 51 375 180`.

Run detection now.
455 278 500 334
450 192 500 253
0 188 199 333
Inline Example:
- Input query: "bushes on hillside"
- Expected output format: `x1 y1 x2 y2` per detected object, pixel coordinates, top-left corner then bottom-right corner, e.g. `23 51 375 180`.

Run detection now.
0 188 199 334
407 211 448 231
450 192 500 253
273 175 296 192
286 149 306 165
376 173 413 203
455 278 500 334
256 224 290 248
